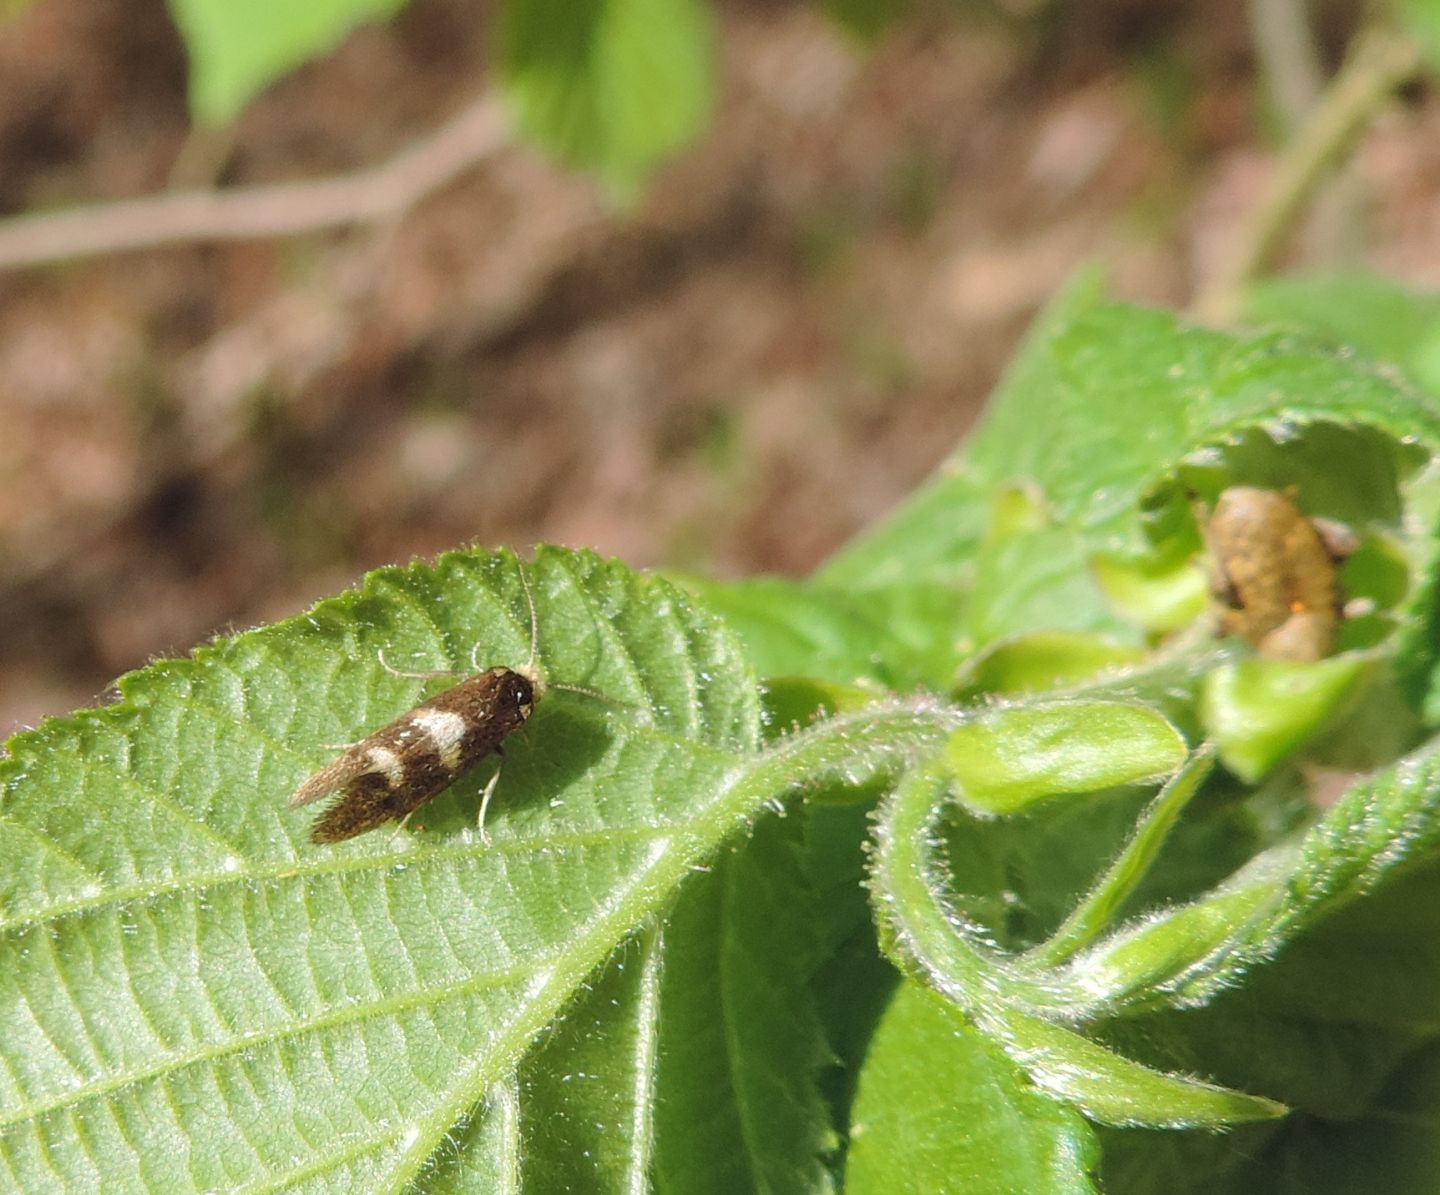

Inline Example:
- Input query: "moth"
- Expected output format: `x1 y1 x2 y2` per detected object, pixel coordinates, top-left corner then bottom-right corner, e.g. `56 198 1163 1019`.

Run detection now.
290 566 548 844
1204 486 1356 662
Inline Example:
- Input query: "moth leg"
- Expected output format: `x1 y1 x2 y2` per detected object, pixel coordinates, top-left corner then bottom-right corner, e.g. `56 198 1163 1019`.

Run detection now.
387 808 420 845
476 760 504 846
377 647 465 680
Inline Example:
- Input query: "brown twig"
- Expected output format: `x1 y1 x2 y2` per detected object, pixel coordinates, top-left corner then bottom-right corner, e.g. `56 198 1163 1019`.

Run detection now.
0 93 510 271
1194 28 1423 326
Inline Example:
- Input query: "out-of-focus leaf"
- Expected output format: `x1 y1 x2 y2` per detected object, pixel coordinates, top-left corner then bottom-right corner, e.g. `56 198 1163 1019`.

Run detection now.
817 0 913 41
1091 552 1210 634
499 0 713 194
964 304 1440 553
1201 656 1371 782
963 520 1119 645
955 631 1146 699
817 274 1101 615
674 573 946 689
1243 271 1440 395
168 0 409 125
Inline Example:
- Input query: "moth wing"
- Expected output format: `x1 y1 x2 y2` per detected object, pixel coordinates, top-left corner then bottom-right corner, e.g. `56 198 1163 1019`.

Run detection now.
288 751 370 809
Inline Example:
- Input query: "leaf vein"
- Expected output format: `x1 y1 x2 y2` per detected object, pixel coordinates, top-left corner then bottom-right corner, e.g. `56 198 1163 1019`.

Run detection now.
0 801 728 937
0 954 557 1133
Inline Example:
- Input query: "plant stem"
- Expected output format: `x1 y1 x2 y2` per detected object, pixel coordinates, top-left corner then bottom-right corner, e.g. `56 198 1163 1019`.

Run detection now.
1194 27 1423 326
1025 746 1213 967
0 94 509 271
1249 0 1326 135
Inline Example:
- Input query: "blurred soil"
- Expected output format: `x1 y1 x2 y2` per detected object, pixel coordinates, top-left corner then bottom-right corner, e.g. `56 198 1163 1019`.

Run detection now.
1 0 1437 735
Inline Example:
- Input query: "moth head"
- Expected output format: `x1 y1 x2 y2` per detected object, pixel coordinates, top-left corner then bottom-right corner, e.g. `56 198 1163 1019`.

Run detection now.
507 663 542 716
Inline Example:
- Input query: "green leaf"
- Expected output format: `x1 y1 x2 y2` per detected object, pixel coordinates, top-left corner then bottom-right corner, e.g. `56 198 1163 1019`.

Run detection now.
817 0 914 42
757 673 881 734
817 272 1099 597
818 464 991 593
1087 861 1440 1189
0 547 776 1189
1243 271 1440 395
1210 1039 1440 1193
499 0 713 194
167 0 409 125
945 702 1187 816
1077 736 1440 1132
1395 1 1440 78
988 1005 1287 1128
846 981 1099 1195
0 545 989 1188
822 278 1440 717
955 632 1146 699
963 518 1119 645
963 303 1440 553
808 467 990 681
504 928 664 1192
1091 551 1210 634
1061 881 1280 1012
673 573 935 688
800 801 897 1127
828 281 1440 1171
649 813 837 1194
1257 734 1440 952
1201 656 1371 782
986 730 1440 1144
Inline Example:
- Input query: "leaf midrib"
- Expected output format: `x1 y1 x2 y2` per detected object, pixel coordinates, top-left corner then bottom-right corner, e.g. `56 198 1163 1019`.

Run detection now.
0 723 741 938
0 814 713 939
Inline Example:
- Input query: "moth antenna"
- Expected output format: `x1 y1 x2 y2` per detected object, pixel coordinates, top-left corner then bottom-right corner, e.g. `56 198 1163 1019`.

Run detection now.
550 681 611 702
518 559 540 673
549 681 655 726
376 648 465 680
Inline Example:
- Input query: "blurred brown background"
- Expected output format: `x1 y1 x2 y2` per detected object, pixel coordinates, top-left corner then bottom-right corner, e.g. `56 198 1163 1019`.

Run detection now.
1 0 1436 736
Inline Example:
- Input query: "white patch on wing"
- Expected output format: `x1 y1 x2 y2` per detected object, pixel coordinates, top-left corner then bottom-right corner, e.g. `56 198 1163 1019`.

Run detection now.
410 708 468 770
364 744 407 788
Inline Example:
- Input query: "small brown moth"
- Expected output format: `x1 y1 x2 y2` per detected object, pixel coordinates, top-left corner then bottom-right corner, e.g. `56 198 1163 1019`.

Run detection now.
289 565 547 844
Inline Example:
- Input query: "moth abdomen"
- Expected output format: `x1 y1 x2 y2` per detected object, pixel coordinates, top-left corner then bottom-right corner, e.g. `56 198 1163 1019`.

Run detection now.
292 665 539 844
